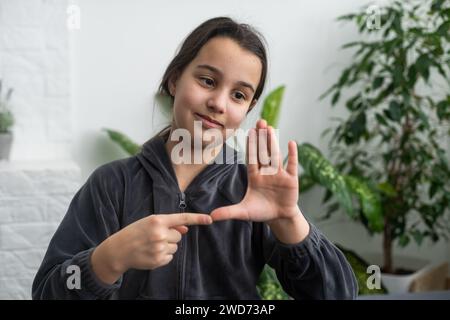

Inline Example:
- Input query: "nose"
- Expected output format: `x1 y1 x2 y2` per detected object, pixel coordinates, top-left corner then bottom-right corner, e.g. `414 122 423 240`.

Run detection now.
206 89 228 114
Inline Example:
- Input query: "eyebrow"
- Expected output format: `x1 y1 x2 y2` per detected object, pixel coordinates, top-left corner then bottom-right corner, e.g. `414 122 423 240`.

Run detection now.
196 64 255 93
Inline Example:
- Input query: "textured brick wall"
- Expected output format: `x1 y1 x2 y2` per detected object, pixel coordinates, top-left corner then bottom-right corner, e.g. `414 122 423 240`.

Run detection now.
0 0 72 161
0 0 80 299
0 161 80 299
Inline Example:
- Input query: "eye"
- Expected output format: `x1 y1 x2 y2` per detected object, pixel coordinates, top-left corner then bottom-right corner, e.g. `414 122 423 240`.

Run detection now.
233 91 246 101
199 77 215 87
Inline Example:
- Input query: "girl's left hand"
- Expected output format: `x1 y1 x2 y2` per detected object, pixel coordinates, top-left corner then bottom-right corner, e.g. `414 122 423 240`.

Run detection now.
210 119 300 222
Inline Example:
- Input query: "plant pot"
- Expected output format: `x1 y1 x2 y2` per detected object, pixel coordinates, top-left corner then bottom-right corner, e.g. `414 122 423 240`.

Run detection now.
0 132 13 160
361 252 448 294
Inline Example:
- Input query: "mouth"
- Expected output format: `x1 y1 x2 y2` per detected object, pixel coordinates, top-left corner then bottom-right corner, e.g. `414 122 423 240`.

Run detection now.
194 113 224 128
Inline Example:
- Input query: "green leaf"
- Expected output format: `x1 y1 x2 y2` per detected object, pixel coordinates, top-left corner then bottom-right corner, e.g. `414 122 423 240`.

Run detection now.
387 100 402 122
297 143 355 217
335 244 387 295
377 182 398 197
345 94 361 111
103 128 141 155
407 65 418 87
341 111 367 144
398 234 410 247
337 13 357 21
331 91 341 106
436 20 450 37
415 107 430 129
341 41 362 49
5 88 13 103
256 265 290 300
338 68 351 87
261 85 285 128
322 188 333 204
416 54 431 82
372 76 384 90
375 113 388 126
326 202 340 216
436 100 449 120
299 174 315 193
338 69 351 86
411 230 424 246
431 0 445 11
344 175 384 232
0 110 14 133
0 81 14 133
392 12 403 35
392 64 404 86
319 84 337 100
370 82 395 106
429 182 439 199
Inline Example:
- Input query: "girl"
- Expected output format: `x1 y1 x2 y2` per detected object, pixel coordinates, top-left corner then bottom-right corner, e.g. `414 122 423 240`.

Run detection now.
32 17 358 300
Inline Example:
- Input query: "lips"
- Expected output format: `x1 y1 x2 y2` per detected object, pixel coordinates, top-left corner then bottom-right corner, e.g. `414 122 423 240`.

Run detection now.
194 113 223 127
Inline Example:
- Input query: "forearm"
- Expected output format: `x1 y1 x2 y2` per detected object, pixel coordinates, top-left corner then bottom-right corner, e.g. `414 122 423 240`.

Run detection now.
266 206 310 244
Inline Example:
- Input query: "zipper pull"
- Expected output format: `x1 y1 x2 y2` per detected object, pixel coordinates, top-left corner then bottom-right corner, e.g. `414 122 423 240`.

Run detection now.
179 192 186 210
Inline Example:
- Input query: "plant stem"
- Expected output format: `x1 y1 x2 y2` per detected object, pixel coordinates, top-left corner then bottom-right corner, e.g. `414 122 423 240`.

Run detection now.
383 105 415 272
383 214 393 273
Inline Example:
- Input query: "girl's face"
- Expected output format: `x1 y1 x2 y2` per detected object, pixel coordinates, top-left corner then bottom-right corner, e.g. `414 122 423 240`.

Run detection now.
169 36 262 147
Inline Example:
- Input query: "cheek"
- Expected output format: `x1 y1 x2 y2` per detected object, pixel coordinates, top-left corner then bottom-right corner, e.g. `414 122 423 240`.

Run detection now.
172 85 201 125
175 81 205 110
225 107 247 129
223 108 247 141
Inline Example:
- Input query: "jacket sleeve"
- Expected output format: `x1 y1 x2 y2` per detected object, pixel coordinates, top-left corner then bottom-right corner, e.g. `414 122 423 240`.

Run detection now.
258 220 358 300
32 164 124 300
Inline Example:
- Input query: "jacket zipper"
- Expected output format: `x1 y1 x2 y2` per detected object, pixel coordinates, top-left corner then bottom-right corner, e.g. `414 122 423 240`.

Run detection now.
177 192 187 300
179 192 186 210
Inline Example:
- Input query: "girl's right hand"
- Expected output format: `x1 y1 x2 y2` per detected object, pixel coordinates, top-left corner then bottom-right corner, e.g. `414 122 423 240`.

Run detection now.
91 213 212 285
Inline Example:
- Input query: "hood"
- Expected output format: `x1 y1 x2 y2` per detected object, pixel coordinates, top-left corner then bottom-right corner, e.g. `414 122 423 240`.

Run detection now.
136 132 248 214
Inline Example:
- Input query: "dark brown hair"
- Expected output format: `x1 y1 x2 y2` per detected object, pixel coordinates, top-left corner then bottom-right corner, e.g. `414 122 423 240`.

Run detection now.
155 16 268 137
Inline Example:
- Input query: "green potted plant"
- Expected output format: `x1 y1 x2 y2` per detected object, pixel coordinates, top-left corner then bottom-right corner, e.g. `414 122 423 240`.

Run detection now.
319 0 450 291
0 80 14 161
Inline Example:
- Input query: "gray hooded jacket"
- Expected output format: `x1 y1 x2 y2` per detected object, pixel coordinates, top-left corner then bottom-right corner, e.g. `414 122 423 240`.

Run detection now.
32 133 358 300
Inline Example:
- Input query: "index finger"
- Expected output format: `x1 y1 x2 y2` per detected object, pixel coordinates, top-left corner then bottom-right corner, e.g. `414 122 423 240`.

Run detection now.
161 213 213 227
285 140 298 176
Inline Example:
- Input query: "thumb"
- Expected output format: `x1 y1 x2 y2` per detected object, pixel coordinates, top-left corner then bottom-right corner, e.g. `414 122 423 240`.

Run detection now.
210 204 249 221
171 225 188 234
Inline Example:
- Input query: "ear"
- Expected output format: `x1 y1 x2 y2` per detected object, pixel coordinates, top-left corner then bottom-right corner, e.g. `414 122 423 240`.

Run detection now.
168 73 179 97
